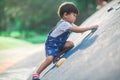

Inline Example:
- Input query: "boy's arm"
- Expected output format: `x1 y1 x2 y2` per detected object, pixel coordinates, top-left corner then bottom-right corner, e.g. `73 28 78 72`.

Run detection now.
69 25 99 33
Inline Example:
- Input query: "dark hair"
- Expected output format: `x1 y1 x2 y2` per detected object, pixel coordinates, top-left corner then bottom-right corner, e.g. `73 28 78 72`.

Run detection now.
58 2 79 18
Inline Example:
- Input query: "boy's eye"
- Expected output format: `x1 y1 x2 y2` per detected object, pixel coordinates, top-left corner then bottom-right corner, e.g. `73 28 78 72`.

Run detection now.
73 14 77 17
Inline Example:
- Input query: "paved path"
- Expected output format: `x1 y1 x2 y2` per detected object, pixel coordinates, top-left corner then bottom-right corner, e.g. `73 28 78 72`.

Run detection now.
0 44 44 79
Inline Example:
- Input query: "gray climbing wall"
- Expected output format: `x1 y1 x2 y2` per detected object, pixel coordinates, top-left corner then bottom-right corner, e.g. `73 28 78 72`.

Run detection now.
41 1 120 80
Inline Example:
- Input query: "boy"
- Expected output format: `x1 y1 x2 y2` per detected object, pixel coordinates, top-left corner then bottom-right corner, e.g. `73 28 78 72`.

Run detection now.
32 2 99 80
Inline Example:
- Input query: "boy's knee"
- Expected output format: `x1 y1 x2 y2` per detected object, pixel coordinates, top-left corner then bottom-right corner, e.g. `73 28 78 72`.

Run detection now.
70 41 74 47
65 41 74 49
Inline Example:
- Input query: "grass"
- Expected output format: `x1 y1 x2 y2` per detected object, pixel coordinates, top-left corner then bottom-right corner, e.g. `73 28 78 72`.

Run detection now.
24 34 47 44
0 36 32 50
1 31 47 44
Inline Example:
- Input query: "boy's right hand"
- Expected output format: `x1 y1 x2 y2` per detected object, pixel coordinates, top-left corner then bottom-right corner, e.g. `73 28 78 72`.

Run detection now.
90 25 99 33
90 24 99 29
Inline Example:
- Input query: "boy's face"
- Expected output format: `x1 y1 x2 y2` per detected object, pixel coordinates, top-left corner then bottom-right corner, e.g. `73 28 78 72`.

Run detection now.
63 12 77 23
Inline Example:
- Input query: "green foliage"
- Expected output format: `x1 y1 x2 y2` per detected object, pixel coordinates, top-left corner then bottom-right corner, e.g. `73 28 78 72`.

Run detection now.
0 0 97 43
10 31 21 38
1 31 47 44
24 34 47 44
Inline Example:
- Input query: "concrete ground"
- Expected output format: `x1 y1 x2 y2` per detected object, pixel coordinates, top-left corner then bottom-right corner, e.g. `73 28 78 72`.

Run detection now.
0 44 45 80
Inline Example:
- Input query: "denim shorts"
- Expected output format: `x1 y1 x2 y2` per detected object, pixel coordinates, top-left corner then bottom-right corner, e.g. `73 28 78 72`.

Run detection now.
45 41 64 57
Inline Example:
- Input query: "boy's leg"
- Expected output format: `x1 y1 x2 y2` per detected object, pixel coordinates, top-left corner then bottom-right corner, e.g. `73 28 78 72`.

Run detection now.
36 56 54 74
59 41 74 56
53 41 74 63
32 56 54 79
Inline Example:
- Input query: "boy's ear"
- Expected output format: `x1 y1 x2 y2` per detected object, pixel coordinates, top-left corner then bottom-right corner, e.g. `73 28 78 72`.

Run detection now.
63 12 68 17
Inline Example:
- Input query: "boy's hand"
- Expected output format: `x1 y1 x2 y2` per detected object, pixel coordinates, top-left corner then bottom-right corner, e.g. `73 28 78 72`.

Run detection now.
90 25 99 33
90 24 99 29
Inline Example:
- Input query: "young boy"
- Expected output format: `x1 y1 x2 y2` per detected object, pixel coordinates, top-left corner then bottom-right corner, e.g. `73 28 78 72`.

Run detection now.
32 2 99 80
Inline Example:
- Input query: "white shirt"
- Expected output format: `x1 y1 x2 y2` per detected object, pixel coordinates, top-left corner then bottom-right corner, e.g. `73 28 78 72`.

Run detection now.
50 19 75 37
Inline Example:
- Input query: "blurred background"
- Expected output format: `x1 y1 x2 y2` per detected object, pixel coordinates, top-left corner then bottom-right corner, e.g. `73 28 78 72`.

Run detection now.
0 0 111 50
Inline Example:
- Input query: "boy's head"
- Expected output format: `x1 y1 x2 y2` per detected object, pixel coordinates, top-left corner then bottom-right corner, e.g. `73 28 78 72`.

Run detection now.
58 2 79 18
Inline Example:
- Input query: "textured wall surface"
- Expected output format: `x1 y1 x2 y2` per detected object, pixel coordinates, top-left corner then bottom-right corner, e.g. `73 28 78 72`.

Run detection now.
42 1 120 80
